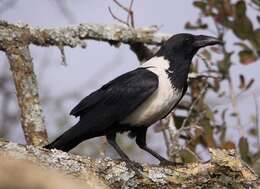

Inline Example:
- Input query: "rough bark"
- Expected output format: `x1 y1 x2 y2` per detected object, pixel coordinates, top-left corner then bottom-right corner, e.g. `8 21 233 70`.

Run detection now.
0 139 258 189
0 20 170 49
5 45 48 146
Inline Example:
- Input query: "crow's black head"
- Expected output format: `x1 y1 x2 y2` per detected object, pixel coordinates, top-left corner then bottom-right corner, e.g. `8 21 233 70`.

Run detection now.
156 33 222 61
155 33 222 89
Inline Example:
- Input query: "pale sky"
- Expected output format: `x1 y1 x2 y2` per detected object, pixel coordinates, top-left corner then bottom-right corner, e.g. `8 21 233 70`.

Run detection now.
0 0 259 162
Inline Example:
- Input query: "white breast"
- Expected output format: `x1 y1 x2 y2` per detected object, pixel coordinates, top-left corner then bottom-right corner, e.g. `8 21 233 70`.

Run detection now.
121 57 183 126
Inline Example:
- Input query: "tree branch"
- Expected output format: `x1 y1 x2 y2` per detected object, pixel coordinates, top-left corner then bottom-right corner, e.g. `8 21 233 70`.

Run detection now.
5 45 48 146
0 20 170 50
0 139 258 188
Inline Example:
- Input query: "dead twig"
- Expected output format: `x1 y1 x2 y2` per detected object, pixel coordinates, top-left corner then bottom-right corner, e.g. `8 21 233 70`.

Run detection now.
180 83 208 129
108 0 154 62
108 7 129 26
188 72 222 80
110 0 135 27
253 94 260 152
127 0 134 27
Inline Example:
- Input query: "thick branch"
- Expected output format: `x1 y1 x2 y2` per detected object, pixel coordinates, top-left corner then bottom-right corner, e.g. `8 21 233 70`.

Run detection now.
0 139 258 189
5 45 48 146
129 42 154 62
0 20 170 50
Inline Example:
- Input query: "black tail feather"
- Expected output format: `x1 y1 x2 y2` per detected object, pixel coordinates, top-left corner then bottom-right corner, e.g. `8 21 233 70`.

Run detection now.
44 123 94 152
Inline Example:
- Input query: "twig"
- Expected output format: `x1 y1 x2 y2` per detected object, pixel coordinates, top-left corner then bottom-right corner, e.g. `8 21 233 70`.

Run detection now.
253 94 260 152
58 46 67 66
108 7 129 26
228 75 245 137
196 53 211 69
109 0 154 62
109 0 135 27
188 72 222 80
181 83 208 129
99 136 107 158
160 119 171 157
183 147 200 161
127 0 135 27
112 0 129 12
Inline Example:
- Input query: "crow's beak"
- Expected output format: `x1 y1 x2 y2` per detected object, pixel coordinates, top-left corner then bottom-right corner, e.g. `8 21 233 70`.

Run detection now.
193 35 223 48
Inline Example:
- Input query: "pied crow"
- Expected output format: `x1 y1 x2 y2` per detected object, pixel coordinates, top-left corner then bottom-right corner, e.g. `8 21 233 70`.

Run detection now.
45 33 222 169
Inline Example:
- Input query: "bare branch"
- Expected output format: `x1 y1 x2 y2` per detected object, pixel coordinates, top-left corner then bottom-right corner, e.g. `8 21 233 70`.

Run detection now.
112 0 130 13
110 0 135 27
5 45 48 146
181 83 208 128
127 0 135 27
129 42 154 62
253 94 260 152
108 7 129 26
188 72 222 80
109 0 154 62
58 46 67 66
0 21 170 50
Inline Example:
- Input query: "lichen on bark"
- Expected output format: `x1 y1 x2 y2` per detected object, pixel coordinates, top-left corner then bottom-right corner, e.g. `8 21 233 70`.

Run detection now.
0 140 258 189
5 45 48 146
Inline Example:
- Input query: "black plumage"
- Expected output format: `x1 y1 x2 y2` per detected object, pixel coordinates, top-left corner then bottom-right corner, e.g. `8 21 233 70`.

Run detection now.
44 33 222 169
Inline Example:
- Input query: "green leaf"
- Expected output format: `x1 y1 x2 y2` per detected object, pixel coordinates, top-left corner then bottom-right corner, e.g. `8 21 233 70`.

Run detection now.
254 28 260 51
239 49 257 64
257 16 260 24
235 0 246 15
185 21 208 30
193 1 207 10
200 49 211 60
233 1 254 40
179 148 199 163
249 128 257 136
218 52 232 76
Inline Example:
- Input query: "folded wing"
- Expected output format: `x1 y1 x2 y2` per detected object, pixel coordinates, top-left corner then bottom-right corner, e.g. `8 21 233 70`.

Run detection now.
70 68 159 125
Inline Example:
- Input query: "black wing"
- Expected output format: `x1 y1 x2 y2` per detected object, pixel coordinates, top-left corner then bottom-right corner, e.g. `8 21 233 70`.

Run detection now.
70 68 158 122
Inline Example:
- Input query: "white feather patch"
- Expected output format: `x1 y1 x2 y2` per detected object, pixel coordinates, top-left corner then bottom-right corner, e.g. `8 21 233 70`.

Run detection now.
121 57 183 126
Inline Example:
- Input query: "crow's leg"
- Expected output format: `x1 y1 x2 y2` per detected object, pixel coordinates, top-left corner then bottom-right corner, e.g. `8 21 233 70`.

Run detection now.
106 133 143 172
135 127 179 166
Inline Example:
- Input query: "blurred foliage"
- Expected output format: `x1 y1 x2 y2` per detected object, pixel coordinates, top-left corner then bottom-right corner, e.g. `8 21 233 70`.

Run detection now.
167 0 260 174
